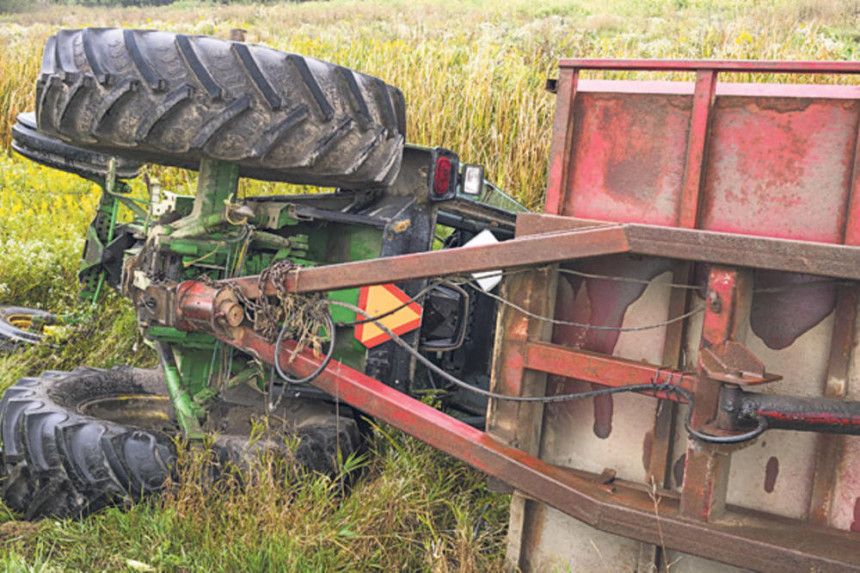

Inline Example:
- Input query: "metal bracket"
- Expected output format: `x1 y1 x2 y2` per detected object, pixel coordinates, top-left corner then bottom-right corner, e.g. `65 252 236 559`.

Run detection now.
700 340 782 385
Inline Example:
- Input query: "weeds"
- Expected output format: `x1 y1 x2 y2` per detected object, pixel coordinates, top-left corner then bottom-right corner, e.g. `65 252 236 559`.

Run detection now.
1 0 857 569
2 0 858 208
2 421 508 571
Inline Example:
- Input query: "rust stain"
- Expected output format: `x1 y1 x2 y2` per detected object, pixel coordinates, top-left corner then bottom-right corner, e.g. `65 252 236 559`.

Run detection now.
548 255 677 440
391 219 411 233
642 430 654 472
764 456 779 494
750 270 837 350
851 498 860 532
673 454 687 488
592 388 613 439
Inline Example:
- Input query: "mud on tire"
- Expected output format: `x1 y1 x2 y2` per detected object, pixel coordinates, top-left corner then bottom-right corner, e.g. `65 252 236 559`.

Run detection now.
0 367 361 519
36 28 406 188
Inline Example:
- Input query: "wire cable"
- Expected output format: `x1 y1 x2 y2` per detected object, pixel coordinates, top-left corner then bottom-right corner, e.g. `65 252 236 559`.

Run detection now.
326 299 765 444
465 279 706 332
557 267 701 290
335 279 448 327
272 304 336 389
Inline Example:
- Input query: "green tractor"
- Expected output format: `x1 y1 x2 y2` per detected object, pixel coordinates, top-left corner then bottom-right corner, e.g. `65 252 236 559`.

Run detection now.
0 28 525 519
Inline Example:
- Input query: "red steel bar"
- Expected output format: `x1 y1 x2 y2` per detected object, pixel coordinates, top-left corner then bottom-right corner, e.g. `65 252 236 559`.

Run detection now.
810 287 857 524
680 267 750 521
559 59 860 74
544 67 579 216
515 215 860 281
523 342 695 401
230 223 629 297
677 70 716 228
218 220 860 302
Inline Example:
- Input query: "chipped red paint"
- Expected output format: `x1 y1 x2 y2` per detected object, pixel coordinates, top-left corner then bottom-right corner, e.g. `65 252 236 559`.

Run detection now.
764 457 780 494
564 92 691 224
699 97 856 243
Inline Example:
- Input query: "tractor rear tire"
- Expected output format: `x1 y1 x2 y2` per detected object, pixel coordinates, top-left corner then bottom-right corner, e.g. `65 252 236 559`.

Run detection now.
0 367 360 519
35 28 406 188
12 112 142 181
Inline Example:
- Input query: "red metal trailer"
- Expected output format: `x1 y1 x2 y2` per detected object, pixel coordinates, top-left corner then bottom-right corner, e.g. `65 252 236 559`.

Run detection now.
171 60 860 571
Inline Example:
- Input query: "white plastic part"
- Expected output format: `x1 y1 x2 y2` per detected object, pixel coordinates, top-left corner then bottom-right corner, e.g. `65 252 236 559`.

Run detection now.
462 164 484 196
464 229 502 291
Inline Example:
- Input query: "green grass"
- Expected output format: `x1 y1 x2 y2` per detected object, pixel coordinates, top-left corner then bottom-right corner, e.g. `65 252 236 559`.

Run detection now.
1 425 508 572
1 0 859 569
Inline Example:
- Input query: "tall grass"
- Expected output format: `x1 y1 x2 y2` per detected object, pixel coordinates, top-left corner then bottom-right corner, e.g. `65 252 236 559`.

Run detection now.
1 0 858 206
1 0 859 569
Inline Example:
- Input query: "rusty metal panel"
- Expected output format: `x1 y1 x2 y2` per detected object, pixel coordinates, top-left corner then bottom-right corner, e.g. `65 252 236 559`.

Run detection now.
699 97 860 242
514 61 860 572
539 257 675 483
520 503 644 572
564 92 692 224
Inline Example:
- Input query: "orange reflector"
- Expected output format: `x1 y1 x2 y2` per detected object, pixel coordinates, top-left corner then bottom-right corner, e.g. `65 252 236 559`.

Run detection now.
354 284 423 348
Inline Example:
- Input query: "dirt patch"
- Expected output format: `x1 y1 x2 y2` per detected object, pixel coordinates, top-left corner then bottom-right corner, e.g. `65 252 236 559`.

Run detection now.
0 521 40 543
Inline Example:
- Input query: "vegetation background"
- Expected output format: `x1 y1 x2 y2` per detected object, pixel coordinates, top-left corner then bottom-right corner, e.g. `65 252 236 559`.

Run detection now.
0 0 859 570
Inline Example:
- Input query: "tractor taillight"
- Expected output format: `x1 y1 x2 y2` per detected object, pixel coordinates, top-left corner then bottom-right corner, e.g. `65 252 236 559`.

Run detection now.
433 157 452 196
428 148 459 202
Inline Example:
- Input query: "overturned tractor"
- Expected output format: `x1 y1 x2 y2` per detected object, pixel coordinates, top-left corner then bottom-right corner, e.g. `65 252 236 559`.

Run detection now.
3 29 860 572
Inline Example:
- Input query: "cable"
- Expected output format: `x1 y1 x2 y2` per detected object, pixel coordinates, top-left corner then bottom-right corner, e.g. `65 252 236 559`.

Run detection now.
336 279 447 327
331 299 679 403
686 417 767 444
272 304 336 388
554 266 844 294
326 299 765 444
557 267 701 290
467 279 706 332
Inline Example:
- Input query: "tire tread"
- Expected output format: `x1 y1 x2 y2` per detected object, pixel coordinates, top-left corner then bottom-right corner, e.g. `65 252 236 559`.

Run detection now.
34 28 403 188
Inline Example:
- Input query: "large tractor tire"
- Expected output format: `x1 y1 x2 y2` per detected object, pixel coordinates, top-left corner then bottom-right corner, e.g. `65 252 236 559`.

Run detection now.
35 28 406 188
12 112 142 181
0 367 360 519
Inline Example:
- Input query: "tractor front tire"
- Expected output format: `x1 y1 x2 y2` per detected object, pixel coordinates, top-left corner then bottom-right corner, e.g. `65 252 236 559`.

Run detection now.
35 28 406 188
0 367 360 519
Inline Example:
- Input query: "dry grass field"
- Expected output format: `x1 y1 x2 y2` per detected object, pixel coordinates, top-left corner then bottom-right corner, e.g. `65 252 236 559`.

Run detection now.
0 0 858 570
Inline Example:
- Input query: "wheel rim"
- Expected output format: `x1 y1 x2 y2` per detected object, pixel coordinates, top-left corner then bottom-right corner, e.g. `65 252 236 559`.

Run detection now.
77 395 176 433
7 313 38 331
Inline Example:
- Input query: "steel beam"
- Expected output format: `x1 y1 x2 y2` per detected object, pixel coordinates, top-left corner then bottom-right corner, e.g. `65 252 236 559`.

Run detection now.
559 59 860 74
230 223 629 297
218 218 860 302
